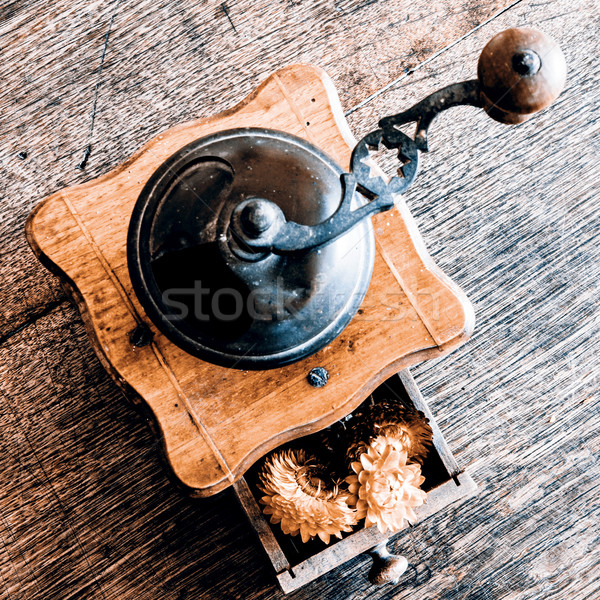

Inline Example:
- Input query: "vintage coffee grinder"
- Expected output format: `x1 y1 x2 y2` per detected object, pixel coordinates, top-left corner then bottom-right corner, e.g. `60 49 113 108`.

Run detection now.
27 28 565 591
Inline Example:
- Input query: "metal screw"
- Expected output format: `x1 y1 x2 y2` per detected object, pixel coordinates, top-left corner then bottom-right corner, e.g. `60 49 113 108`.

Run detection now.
307 367 329 388
512 50 541 77
240 198 278 238
129 322 154 347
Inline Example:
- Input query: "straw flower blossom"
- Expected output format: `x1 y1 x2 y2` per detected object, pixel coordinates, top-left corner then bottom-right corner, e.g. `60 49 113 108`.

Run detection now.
258 400 431 543
259 449 358 544
346 438 426 534
346 403 433 465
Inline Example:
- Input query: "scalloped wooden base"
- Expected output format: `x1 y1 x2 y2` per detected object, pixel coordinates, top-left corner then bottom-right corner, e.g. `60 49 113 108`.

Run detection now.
26 65 474 497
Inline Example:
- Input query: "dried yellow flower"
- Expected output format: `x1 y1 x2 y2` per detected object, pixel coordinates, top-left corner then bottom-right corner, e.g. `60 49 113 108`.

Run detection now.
259 449 358 544
346 442 426 534
373 422 432 462
346 400 433 465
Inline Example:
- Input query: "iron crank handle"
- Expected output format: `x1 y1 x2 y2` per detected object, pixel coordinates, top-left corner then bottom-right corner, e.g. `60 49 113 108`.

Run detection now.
230 29 565 256
231 127 421 255
379 27 567 151
230 173 397 254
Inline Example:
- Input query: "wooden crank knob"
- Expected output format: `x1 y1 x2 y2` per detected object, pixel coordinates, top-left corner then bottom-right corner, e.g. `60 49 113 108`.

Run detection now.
477 27 566 124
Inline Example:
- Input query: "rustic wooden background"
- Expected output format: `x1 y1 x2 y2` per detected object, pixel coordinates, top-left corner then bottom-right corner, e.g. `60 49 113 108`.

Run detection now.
1 0 598 598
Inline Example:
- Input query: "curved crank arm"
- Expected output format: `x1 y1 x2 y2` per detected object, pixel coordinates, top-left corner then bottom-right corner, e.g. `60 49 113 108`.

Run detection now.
231 127 421 255
235 173 395 254
378 80 482 152
229 28 565 258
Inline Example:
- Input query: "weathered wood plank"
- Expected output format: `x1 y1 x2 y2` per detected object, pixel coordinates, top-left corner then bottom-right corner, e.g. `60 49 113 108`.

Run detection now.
0 305 276 600
0 0 511 334
1 0 599 599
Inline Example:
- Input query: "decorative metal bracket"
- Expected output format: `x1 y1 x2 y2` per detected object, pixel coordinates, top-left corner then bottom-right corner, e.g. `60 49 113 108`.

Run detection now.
231 127 419 254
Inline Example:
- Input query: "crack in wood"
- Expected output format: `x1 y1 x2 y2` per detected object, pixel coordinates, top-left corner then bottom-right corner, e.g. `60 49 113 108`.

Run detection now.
221 3 238 33
77 0 122 170
0 298 68 346
344 0 524 116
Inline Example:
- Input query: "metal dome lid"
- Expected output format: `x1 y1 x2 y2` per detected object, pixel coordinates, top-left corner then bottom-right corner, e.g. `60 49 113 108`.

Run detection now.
127 128 375 369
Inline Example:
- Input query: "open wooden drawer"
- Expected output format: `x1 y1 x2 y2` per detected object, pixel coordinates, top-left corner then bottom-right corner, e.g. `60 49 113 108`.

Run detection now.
234 370 476 593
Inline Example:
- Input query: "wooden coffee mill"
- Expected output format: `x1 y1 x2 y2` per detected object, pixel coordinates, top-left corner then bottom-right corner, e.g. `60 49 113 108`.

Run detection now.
27 28 565 592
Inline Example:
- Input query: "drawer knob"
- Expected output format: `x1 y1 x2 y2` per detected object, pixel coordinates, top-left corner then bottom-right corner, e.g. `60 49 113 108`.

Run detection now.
367 541 408 585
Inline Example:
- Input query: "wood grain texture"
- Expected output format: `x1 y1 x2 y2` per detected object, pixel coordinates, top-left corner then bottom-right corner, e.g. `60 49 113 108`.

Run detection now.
1 0 599 599
345 2 600 599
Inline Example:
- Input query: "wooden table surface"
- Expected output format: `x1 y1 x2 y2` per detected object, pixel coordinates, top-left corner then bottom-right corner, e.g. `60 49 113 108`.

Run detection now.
1 1 598 599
